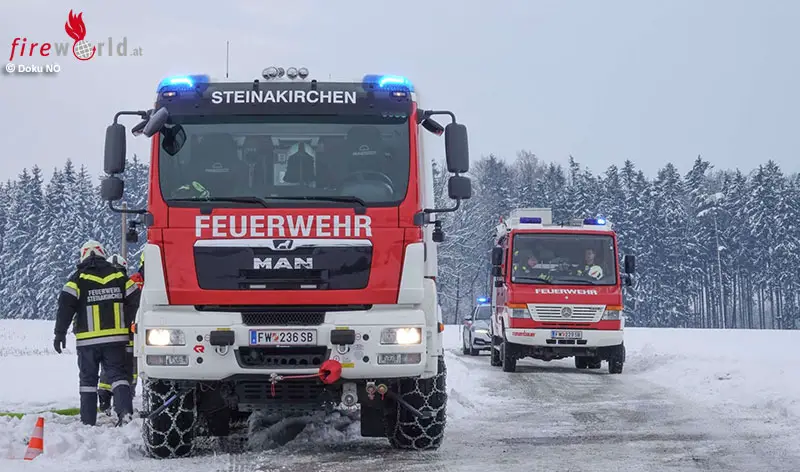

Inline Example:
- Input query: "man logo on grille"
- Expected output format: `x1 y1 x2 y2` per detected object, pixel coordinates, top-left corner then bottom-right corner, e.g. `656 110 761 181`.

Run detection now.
272 239 294 251
65 10 96 61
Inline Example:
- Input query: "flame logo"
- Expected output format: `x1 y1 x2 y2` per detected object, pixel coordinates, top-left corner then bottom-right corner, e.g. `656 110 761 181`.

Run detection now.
64 10 96 61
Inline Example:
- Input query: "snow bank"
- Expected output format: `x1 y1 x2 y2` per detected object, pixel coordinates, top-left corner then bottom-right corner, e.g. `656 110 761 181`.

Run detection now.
624 327 800 421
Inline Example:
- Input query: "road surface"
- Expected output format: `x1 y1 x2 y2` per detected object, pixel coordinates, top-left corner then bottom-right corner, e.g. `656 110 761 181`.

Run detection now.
200 347 800 472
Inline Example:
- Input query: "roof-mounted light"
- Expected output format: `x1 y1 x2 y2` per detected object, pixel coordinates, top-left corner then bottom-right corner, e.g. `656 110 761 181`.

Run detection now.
362 74 414 93
477 297 489 304
583 217 607 225
157 74 210 93
519 217 542 224
263 66 309 81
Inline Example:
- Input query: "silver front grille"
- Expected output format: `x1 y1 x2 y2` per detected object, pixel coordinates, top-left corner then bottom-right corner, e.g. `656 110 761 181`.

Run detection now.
530 304 605 322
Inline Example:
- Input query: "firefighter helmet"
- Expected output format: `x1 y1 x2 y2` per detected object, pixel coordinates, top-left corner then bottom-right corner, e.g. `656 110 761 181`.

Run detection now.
79 240 107 263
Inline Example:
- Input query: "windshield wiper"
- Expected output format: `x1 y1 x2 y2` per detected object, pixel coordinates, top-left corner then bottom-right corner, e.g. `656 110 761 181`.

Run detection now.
513 276 554 284
553 276 598 285
268 196 367 207
170 196 270 208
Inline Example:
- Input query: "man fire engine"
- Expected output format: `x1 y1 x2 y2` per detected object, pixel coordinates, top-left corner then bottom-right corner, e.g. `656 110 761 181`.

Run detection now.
98 68 471 458
489 208 635 374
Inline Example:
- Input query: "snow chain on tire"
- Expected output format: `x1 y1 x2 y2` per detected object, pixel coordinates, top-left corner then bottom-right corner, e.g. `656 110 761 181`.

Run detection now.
142 379 197 459
388 356 447 450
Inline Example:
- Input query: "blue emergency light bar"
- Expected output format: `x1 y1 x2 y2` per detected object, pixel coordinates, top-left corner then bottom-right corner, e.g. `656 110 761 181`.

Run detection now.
583 217 607 225
362 74 415 93
157 74 210 93
477 297 489 303
519 217 542 224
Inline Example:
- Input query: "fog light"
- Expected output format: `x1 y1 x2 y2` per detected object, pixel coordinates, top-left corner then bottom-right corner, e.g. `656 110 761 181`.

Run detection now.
146 355 189 366
380 328 422 345
377 353 422 365
146 329 186 346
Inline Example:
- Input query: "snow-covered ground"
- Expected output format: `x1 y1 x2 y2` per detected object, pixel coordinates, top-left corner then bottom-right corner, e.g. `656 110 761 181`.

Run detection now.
2 320 800 471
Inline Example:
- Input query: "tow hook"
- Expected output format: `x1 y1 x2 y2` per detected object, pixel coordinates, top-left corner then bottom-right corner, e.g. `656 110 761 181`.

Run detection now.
385 389 432 419
341 382 358 407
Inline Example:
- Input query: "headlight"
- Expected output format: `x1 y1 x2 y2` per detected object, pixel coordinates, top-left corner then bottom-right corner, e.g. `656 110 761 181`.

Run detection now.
380 327 422 345
510 309 530 319
602 309 621 320
146 329 186 346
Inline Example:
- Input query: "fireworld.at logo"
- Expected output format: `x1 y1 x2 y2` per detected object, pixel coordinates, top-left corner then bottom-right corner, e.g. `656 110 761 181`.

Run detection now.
7 9 143 62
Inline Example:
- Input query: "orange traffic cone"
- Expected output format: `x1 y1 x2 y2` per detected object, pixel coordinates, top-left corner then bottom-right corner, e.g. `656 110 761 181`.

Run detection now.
23 416 44 460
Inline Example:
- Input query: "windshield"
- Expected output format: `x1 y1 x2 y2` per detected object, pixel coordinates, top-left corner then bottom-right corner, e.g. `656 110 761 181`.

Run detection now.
157 115 410 207
510 233 618 286
474 305 491 320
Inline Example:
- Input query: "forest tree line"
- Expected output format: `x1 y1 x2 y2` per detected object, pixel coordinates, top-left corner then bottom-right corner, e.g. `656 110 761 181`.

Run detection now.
0 153 796 330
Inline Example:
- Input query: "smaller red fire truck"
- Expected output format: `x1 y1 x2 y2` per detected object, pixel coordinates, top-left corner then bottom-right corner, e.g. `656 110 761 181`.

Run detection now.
489 208 635 373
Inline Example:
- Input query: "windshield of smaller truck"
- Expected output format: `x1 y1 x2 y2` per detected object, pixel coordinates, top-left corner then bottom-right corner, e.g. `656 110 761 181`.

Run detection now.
157 115 410 207
510 233 618 286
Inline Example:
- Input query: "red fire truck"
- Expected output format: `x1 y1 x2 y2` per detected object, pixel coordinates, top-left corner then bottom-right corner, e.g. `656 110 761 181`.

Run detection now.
489 208 635 374
99 69 471 458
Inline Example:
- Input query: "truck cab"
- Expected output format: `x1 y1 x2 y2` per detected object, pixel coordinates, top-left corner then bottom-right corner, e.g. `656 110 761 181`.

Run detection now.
489 208 635 373
99 70 471 458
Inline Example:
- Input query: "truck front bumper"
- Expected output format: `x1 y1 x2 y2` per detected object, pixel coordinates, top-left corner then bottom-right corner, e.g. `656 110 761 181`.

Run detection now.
136 306 436 381
505 328 623 348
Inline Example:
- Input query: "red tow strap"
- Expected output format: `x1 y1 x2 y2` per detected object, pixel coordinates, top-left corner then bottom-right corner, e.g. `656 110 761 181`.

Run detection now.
269 359 343 397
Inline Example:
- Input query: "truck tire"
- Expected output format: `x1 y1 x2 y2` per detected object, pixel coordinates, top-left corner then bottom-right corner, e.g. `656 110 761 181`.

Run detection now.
387 356 447 450
575 356 588 369
608 343 625 374
587 358 602 369
142 379 197 459
501 332 517 373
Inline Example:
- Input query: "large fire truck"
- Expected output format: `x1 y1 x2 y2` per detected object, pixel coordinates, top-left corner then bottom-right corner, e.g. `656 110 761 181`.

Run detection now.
98 68 471 458
489 208 635 374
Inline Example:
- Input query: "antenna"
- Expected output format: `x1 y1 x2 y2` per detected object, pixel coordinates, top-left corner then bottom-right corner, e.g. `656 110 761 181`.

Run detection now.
225 41 230 79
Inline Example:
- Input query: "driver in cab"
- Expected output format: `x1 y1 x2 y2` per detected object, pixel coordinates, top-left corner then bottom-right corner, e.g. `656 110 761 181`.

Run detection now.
573 248 604 280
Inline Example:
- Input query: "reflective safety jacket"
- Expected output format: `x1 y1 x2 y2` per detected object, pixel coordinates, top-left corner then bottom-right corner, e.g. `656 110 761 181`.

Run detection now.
55 256 141 348
512 263 553 282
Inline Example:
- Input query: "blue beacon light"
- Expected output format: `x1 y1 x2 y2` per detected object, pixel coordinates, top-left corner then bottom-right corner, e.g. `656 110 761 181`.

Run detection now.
477 297 489 304
519 217 542 224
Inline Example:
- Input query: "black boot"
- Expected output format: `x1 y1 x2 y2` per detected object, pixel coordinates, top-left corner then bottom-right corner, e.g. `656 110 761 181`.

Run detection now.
98 390 112 415
80 392 98 426
112 384 134 426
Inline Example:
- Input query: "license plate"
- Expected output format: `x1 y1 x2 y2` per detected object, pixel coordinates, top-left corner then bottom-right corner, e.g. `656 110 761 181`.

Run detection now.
249 329 317 346
550 330 582 339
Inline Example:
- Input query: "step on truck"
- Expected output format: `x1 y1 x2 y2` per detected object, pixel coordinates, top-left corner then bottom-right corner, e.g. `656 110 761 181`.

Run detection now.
488 208 635 374
98 68 472 458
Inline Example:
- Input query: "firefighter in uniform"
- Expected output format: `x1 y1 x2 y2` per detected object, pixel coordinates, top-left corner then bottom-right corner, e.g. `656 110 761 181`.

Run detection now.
512 249 552 282
574 248 604 280
98 254 139 414
53 240 141 426
171 181 210 199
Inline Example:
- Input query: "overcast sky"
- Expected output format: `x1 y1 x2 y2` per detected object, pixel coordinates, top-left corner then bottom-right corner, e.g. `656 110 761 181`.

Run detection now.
1 0 798 183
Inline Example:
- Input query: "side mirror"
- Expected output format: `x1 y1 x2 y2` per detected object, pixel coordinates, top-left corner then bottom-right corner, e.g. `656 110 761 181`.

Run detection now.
125 227 139 243
463 316 472 322
143 107 169 138
101 176 124 201
494 279 504 288
444 123 469 173
447 175 471 200
421 117 445 136
623 274 633 286
491 247 504 266
624 254 635 274
491 266 503 277
104 123 127 174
